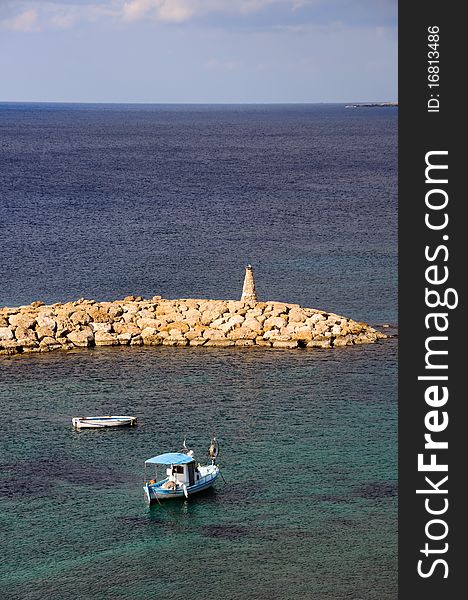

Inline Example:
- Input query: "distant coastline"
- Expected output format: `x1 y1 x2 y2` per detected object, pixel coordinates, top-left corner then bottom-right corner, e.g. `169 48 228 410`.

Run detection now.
345 102 398 108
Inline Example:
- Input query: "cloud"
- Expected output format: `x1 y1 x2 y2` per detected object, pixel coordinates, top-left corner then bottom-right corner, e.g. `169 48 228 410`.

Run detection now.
2 8 38 32
120 0 286 23
0 0 397 33
0 1 118 32
122 0 193 23
49 12 78 29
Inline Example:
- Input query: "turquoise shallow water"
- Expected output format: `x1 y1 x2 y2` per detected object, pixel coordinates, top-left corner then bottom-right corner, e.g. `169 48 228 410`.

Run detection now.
0 342 396 600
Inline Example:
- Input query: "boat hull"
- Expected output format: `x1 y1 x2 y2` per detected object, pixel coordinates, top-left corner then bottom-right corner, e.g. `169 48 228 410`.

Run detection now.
72 416 137 429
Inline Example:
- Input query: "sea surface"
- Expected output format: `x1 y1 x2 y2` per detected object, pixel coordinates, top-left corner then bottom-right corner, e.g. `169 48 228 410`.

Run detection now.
0 104 397 600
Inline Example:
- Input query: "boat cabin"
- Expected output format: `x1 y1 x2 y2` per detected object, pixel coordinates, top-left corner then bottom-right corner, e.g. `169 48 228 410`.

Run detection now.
144 452 200 487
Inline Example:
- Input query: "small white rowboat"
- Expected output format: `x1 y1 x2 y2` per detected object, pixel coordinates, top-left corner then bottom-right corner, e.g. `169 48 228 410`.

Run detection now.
72 416 137 429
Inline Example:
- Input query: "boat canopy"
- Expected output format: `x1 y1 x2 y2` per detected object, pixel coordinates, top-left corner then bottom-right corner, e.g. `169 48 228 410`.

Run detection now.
145 452 195 466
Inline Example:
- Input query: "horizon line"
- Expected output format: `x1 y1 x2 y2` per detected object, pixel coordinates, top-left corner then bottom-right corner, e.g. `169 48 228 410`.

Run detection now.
0 99 398 106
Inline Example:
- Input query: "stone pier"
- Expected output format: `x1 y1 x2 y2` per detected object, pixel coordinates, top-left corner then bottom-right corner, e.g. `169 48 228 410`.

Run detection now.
0 267 387 356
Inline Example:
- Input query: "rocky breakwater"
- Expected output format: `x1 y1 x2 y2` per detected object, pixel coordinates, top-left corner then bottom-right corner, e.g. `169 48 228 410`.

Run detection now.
0 296 387 356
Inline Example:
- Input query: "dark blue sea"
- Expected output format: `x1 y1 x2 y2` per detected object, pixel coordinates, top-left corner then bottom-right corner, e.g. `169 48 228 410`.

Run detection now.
0 104 397 600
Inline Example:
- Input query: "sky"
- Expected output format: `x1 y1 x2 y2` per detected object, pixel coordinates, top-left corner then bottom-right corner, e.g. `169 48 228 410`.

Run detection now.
0 0 397 103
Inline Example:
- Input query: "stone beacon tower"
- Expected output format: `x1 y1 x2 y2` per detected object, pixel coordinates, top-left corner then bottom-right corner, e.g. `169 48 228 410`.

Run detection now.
241 265 258 303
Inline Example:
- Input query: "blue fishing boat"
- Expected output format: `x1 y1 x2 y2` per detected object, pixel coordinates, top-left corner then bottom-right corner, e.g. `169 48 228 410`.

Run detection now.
143 438 220 503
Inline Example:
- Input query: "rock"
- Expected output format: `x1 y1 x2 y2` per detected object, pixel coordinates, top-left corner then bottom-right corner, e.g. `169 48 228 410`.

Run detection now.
36 315 56 331
36 308 54 317
0 327 14 341
185 326 206 340
201 310 222 326
111 323 139 335
204 339 235 347
39 337 63 351
226 300 245 313
188 338 206 346
167 321 190 334
31 301 45 308
60 343 76 351
108 306 124 319
0 340 22 356
281 323 299 335
263 330 291 341
182 299 201 309
141 328 163 345
135 317 161 330
15 327 37 342
265 302 287 317
243 317 263 333
202 328 227 340
347 321 366 335
94 331 119 346
9 314 36 329
227 327 257 341
130 335 143 346
117 333 132 345
137 308 156 319
333 335 354 347
70 311 91 326
313 321 329 335
263 316 287 331
245 307 263 318
255 337 272 347
19 340 39 350
91 322 113 333
272 340 298 349
210 316 227 328
199 300 227 314
183 308 201 324
291 326 314 341
353 332 378 344
234 339 255 346
87 308 112 323
67 329 94 347
219 315 245 333
36 326 56 340
1 307 19 315
163 337 188 347
288 308 307 323
0 339 21 351
155 303 177 316
55 318 74 337
158 312 180 325
306 339 332 348
306 313 326 325
338 322 350 335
